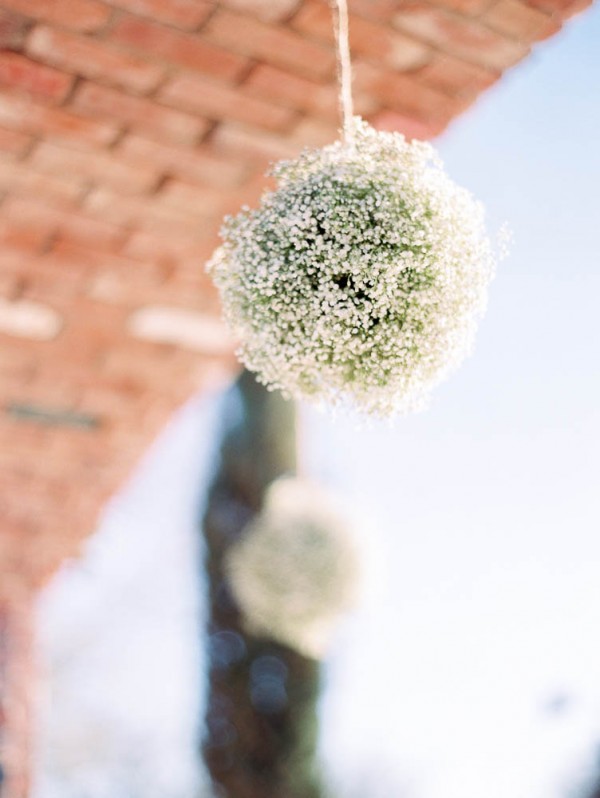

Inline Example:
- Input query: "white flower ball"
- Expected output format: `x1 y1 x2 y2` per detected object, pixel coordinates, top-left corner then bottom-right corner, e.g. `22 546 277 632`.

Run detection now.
208 118 495 417
224 478 360 659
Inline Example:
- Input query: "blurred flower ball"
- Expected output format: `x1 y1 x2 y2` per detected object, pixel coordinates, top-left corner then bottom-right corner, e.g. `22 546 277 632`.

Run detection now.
225 478 360 659
208 118 496 417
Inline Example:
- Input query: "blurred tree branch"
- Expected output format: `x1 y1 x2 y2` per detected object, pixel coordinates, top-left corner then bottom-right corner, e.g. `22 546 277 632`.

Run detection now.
201 370 323 798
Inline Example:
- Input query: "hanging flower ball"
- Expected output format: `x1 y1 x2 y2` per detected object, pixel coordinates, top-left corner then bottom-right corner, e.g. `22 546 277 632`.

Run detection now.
208 118 496 417
225 477 361 659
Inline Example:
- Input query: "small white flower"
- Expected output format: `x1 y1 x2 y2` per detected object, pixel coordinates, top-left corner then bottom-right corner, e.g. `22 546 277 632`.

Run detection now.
225 478 361 659
208 118 497 417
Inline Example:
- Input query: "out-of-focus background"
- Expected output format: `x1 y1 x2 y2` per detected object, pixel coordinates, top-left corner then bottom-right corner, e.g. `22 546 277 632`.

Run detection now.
0 0 598 796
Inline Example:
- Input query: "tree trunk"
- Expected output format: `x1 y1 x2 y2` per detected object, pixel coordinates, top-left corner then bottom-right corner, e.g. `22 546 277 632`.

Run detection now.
201 370 323 798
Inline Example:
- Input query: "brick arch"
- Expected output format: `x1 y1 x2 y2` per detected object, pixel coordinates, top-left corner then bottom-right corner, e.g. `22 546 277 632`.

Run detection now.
0 0 590 595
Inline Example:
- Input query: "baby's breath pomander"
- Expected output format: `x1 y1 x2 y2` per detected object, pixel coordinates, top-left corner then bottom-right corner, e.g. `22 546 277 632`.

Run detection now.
225 478 360 659
208 118 495 417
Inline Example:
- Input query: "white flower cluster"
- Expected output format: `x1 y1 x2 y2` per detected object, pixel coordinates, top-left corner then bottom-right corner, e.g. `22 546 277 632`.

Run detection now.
208 118 495 416
225 478 360 659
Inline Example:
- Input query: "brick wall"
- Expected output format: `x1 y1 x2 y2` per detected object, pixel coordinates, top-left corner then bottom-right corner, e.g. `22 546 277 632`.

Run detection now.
0 596 33 798
0 0 593 792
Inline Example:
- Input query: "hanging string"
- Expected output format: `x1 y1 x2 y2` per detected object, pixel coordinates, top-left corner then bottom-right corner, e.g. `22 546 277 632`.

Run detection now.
331 0 354 146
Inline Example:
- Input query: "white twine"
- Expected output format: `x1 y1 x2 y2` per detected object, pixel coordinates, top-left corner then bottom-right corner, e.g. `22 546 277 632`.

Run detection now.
331 0 354 146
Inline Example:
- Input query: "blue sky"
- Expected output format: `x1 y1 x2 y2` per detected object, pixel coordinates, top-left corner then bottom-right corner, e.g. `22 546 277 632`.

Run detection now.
35 8 600 798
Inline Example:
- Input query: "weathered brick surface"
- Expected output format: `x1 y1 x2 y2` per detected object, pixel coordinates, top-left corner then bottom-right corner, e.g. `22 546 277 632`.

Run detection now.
0 124 31 156
83 186 203 236
0 51 74 102
416 53 499 96
26 25 166 94
244 63 338 117
0 598 34 798
0 91 120 145
293 0 431 71
0 0 591 792
105 0 213 30
71 81 208 145
203 8 336 80
30 140 160 195
1 196 126 248
212 121 300 161
393 5 530 70
116 134 248 187
0 0 112 32
108 14 248 81
484 0 562 39
0 9 29 49
354 60 466 130
0 155 85 204
372 108 450 139
160 72 297 131
525 0 592 15
220 0 301 22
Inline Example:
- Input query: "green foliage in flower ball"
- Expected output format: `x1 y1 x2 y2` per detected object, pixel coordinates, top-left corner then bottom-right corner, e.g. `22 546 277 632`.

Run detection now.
208 118 496 417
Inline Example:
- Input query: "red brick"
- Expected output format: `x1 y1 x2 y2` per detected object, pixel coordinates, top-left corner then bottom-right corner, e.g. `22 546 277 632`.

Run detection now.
0 0 111 32
116 134 247 188
0 155 85 204
0 91 119 146
1 197 126 249
70 82 207 146
0 52 73 103
105 0 212 30
0 343 36 380
157 178 229 213
0 217 54 253
203 8 336 81
351 75 381 116
0 9 30 49
30 140 159 195
354 61 461 126
0 220 55 255
289 116 337 147
243 63 338 118
2 245 123 306
346 0 400 20
7 253 90 303
220 0 300 22
101 340 195 393
416 53 499 96
88 267 217 310
293 1 431 71
26 25 165 95
0 268 21 298
525 0 591 16
54 298 129 343
75 382 141 425
217 171 274 218
393 6 529 70
0 126 32 157
370 109 447 139
484 0 561 40
122 228 217 262
88 270 163 306
0 243 28 268
212 121 300 161
44 240 166 305
52 238 165 275
108 15 248 82
84 186 211 235
433 0 496 14
160 73 296 132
